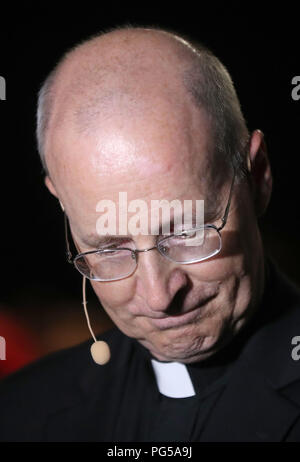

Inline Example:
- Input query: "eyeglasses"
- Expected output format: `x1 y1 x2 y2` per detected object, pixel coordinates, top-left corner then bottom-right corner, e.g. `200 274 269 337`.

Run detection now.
64 169 236 281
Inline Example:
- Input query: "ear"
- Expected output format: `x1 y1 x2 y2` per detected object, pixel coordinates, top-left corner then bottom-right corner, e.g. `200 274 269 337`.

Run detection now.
45 175 58 198
44 176 65 211
247 129 273 217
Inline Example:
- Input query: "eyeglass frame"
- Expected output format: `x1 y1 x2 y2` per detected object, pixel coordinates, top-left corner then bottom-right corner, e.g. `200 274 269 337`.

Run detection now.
63 166 237 280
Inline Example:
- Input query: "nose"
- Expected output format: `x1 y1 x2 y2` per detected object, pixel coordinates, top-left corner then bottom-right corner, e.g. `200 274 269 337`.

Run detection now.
135 248 190 314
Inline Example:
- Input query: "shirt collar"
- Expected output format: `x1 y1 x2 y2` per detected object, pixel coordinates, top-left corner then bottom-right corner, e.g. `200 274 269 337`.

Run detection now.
150 358 196 398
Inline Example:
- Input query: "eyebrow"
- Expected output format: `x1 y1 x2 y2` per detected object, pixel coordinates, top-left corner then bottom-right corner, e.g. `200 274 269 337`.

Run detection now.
81 234 130 248
81 203 222 249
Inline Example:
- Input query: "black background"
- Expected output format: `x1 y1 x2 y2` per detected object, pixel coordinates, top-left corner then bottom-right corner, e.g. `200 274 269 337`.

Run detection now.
0 3 299 306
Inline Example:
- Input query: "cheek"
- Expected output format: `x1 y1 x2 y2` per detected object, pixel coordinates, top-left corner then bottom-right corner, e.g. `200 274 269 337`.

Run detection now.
90 279 136 318
186 255 241 285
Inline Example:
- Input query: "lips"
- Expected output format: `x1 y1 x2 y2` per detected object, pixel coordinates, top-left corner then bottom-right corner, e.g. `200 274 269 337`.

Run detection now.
148 293 217 330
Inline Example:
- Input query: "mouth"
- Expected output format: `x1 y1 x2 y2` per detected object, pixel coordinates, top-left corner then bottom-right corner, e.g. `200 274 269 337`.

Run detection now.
148 294 217 330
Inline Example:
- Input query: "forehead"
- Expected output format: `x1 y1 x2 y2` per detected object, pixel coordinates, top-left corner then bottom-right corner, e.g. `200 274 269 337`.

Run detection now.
46 91 226 238
48 92 216 181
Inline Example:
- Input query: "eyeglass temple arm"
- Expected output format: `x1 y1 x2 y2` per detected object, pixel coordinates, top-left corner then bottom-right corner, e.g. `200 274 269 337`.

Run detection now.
64 213 73 263
217 168 236 232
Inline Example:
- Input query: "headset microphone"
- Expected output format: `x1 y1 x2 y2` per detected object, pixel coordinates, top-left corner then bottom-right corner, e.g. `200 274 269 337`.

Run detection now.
58 199 110 365
82 275 111 365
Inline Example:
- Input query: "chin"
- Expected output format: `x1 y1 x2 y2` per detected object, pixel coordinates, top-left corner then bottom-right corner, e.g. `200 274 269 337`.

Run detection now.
150 348 217 364
147 335 221 364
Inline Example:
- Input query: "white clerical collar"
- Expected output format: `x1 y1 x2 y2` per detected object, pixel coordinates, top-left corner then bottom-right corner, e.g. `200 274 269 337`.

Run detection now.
151 359 196 398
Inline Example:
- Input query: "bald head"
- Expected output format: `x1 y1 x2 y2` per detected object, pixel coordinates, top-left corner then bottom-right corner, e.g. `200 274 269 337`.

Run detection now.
44 28 218 228
46 28 202 158
37 26 249 182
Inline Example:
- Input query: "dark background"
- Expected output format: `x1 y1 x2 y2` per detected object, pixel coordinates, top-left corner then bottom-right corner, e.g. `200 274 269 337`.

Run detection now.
0 3 299 367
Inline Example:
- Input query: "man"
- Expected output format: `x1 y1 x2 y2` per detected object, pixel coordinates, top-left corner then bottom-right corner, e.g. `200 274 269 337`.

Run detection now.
0 25 300 442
